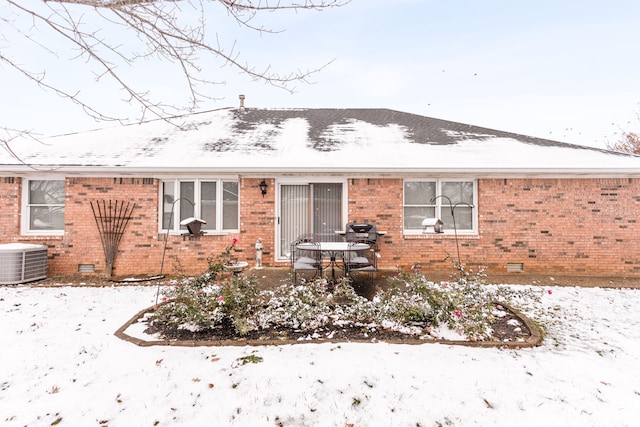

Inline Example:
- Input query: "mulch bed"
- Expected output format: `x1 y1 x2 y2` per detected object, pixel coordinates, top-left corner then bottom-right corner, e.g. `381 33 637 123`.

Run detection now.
116 301 541 349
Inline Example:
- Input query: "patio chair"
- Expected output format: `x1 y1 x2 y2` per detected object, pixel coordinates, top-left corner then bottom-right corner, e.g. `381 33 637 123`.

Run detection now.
343 241 377 285
290 235 323 283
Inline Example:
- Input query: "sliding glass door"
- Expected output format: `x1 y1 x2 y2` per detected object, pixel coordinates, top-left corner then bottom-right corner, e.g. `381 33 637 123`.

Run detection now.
278 182 344 259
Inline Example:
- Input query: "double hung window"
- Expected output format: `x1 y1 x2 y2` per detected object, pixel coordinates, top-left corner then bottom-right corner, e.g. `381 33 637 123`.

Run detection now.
161 179 239 233
23 179 65 234
404 180 476 233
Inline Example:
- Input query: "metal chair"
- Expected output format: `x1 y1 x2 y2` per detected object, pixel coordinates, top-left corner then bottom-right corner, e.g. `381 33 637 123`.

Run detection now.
290 235 323 283
343 241 377 285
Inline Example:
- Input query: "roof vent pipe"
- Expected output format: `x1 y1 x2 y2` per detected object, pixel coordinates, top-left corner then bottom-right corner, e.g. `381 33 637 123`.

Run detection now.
239 94 245 111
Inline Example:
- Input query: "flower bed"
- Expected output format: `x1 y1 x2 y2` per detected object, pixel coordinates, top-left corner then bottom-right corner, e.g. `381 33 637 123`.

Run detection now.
123 264 543 347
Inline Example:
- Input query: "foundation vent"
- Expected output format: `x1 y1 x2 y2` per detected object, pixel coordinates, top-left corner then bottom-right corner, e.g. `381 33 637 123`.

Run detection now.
506 262 524 273
78 264 96 273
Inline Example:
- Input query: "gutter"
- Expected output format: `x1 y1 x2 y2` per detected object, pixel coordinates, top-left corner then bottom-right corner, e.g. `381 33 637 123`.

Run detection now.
2 165 640 178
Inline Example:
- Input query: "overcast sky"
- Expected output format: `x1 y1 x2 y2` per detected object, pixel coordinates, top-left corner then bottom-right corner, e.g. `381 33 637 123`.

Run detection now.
2 0 639 148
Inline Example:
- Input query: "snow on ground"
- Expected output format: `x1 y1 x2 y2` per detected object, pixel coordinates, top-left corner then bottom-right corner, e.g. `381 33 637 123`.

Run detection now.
1 284 639 426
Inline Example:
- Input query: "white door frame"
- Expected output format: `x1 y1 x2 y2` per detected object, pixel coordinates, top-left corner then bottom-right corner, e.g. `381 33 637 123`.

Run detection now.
275 177 348 262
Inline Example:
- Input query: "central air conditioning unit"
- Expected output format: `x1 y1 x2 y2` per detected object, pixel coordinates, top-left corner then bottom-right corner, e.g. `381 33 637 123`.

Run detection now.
0 243 48 285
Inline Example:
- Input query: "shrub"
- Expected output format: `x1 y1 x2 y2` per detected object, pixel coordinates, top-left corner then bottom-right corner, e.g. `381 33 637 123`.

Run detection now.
153 263 224 332
154 258 261 336
218 274 261 335
152 262 541 341
257 278 333 330
379 270 540 340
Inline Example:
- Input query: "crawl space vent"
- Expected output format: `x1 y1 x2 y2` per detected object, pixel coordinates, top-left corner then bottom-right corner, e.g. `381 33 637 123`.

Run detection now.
78 264 96 273
0 243 48 285
506 262 525 273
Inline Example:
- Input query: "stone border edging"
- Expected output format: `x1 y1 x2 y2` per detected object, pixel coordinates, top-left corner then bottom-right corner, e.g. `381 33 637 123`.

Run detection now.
115 302 543 349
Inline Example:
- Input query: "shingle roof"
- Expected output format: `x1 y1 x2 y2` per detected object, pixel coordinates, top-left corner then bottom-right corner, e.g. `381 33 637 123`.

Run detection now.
229 108 580 149
2 107 639 176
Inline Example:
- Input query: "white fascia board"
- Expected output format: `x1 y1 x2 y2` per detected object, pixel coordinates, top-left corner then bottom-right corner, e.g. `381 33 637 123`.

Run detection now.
3 165 640 179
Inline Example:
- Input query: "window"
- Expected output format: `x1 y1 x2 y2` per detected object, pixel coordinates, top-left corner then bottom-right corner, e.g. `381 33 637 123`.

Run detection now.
161 179 239 233
23 179 65 234
404 180 476 233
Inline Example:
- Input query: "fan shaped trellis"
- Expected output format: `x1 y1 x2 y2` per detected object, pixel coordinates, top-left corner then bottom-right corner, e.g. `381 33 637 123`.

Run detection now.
90 200 137 277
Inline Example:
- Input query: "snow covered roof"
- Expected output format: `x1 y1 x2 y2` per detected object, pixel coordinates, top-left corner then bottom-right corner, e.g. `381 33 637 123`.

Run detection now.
2 107 639 177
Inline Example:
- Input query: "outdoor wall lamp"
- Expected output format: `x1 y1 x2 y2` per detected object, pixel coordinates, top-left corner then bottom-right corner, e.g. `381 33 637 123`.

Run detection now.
259 179 268 197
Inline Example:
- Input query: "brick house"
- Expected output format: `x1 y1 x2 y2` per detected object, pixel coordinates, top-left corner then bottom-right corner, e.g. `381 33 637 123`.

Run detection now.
1 107 640 279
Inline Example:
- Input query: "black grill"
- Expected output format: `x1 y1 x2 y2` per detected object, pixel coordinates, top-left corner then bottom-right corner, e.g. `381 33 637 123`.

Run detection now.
345 221 383 245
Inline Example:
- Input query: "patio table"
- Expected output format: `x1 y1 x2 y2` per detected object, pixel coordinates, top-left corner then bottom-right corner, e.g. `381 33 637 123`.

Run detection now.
295 241 369 283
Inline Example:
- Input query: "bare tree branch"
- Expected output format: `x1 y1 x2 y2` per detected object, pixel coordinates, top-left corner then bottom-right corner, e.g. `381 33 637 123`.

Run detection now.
607 109 640 155
1 0 347 141
1 127 54 170
607 132 640 155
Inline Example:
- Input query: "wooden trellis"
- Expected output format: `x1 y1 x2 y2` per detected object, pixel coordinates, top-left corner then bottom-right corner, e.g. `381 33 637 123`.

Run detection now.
90 200 136 278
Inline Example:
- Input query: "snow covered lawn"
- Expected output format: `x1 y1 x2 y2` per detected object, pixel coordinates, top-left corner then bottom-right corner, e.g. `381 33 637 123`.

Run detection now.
1 284 638 426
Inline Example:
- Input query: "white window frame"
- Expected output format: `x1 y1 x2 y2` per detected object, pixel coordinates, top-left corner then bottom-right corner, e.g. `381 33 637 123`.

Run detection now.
275 177 348 261
160 178 239 234
21 178 66 236
403 179 478 235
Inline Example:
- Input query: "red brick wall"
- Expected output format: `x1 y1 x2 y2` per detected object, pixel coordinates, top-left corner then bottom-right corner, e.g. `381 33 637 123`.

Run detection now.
4 177 160 275
347 177 405 265
347 177 457 273
349 177 640 277
2 176 639 278
0 177 21 238
239 178 275 269
475 178 640 276
57 177 267 276
2 178 245 277
61 177 160 276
